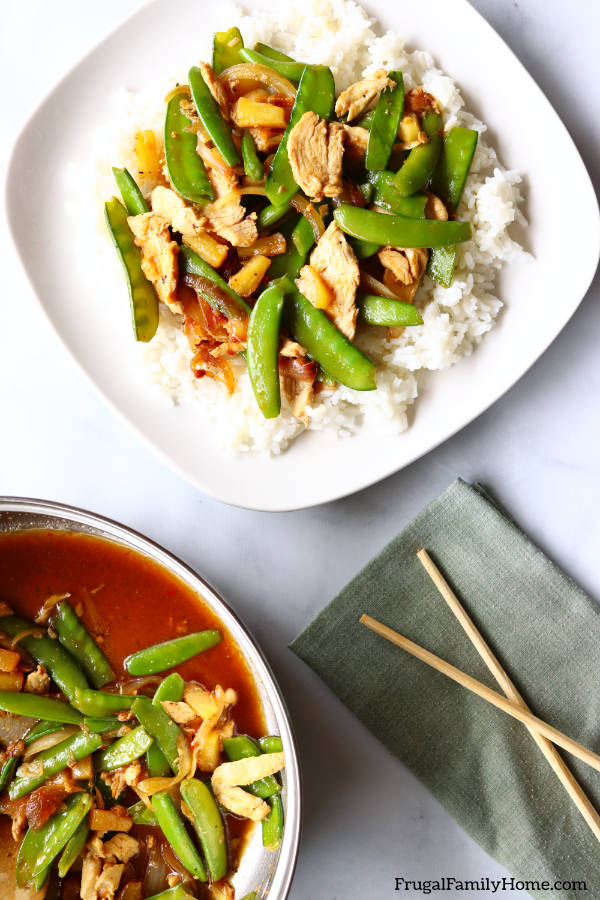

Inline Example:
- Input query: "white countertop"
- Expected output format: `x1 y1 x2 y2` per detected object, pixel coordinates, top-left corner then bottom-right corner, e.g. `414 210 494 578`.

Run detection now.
1 1 599 896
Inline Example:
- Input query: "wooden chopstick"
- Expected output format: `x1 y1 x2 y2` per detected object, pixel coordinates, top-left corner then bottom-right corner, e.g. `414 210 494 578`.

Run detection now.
416 548 600 843
359 613 600 774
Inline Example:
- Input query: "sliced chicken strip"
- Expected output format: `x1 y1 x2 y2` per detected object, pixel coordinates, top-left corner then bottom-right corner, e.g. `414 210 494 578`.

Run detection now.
127 212 180 314
335 69 395 122
212 752 285 821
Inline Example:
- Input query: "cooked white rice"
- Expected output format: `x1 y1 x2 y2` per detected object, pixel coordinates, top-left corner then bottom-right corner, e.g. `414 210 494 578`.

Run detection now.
84 0 525 454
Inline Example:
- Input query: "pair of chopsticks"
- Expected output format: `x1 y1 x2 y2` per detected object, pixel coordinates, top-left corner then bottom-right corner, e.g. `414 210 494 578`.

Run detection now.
360 548 600 842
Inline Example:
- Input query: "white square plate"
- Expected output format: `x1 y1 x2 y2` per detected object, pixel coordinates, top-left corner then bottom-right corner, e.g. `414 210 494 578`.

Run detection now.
6 0 599 511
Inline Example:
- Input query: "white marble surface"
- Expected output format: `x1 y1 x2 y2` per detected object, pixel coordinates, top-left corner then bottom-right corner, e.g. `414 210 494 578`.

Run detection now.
1 1 599 896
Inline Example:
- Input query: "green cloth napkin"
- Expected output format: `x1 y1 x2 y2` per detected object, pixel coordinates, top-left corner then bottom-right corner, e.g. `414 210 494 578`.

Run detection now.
291 479 600 899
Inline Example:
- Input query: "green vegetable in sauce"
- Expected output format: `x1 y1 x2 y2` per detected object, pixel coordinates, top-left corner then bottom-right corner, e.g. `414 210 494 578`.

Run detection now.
365 71 404 172
430 126 479 210
164 89 214 203
9 731 104 800
132 696 183 773
262 793 284 850
239 47 306 82
94 725 153 771
189 65 241 168
222 735 281 798
125 629 222 676
129 799 159 826
180 778 228 881
358 293 424 327
212 27 244 75
17 792 92 885
0 692 83 724
112 166 148 215
257 202 291 230
426 245 457 288
73 689 136 717
254 42 295 62
52 599 115 689
152 791 207 881
394 112 443 197
57 819 89 878
180 246 252 317
369 172 428 217
146 672 185 778
247 283 285 419
333 204 471 248
241 131 265 182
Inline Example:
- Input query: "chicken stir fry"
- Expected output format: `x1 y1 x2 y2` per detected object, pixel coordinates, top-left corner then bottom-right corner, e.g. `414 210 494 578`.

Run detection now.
106 27 478 424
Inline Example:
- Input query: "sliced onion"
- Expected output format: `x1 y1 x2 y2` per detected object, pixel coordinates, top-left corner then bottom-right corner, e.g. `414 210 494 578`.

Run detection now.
238 233 286 259
10 628 43 647
24 727 78 760
164 84 190 104
143 837 170 897
218 63 296 100
240 183 266 195
110 676 163 696
137 735 194 796
291 195 325 241
359 271 400 300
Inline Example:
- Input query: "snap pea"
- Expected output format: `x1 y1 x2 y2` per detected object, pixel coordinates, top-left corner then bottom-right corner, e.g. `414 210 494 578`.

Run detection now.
125 630 222 676
267 217 307 280
132 696 183 773
242 132 264 182
222 735 281 799
278 277 377 390
239 47 306 83
180 777 227 881
254 42 294 62
348 237 380 260
240 894 257 900
164 89 214 203
105 197 159 342
57 819 89 878
17 792 92 884
0 756 18 791
0 691 83 724
258 735 283 754
16 824 50 891
365 71 404 172
212 27 244 75
247 282 285 419
370 172 427 217
129 799 158 826
258 201 291 230
426 245 456 288
52 600 115 689
291 215 316 258
9 731 103 800
189 65 241 168
81 716 122 734
95 725 153 771
394 112 442 196
152 791 207 881
73 689 136 717
430 126 478 210
147 673 185 778
0 615 89 703
358 293 424 327
265 65 335 206
25 720 69 744
180 246 251 317
262 793 284 850
112 166 148 216
334 204 471 248
147 887 196 900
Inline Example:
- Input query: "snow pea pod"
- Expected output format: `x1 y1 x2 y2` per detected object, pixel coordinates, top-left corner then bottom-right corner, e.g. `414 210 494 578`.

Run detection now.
265 65 335 206
153 790 207 881
258 201 291 230
267 217 308 280
180 778 227 881
52 599 115 689
239 47 306 82
147 887 196 900
30 792 92 878
105 197 159 342
0 756 18 791
164 89 214 203
262 793 284 850
147 673 185 778
394 112 443 196
247 282 285 419
430 126 478 210
334 204 471 248
370 172 427 217
278 277 377 390
348 237 380 260
129 799 158 826
254 42 294 62
82 716 122 733
16 824 49 890
212 27 244 75
241 132 264 182
189 65 240 168
0 691 83 724
73 689 136 717
0 614 89 704
291 215 315 258
125 630 222 676
132 696 183 773
9 731 103 799
57 819 89 878
358 293 423 327
222 735 280 798
365 71 404 172
25 720 65 744
426 245 456 288
180 246 251 317
258 735 283 753
95 725 153 771
112 166 148 215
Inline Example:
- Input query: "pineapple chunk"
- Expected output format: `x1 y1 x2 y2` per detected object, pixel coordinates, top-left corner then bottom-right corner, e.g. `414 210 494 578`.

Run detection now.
231 97 286 129
228 255 271 297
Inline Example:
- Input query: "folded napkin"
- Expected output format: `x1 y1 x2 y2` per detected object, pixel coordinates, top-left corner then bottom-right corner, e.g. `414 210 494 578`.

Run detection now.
291 479 600 900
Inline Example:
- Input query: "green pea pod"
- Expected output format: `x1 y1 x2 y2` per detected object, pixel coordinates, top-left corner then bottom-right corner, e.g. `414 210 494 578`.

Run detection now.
334 204 471 248
348 237 380 260
105 197 159 342
9 731 104 800
291 215 315 258
278 277 377 390
430 126 478 210
394 112 443 197
258 735 283 754
258 202 291 230
125 629 222 676
164 89 214 203
24 720 66 745
267 217 307 280
358 293 424 327
180 246 252 317
180 777 228 881
16 824 49 890
239 47 306 82
265 65 335 206
262 793 284 850
57 819 89 878
147 887 197 900
254 42 293 61
426 246 457 288
0 756 18 791
365 71 404 172
222 735 281 798
370 172 428 217
17 792 92 884
241 132 264 182
82 716 122 734
240 894 258 900
0 691 83 724
52 599 115 689
129 799 159 826
73 689 136 717
212 27 244 75
147 672 186 778
95 725 153 771
112 166 148 215
152 791 207 881
189 66 241 168
0 614 89 704
132 696 183 773
247 283 285 419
